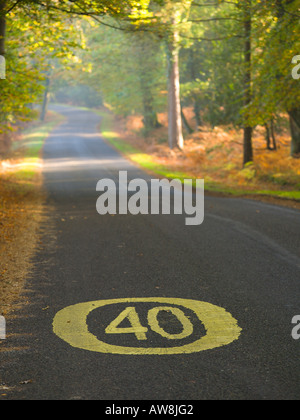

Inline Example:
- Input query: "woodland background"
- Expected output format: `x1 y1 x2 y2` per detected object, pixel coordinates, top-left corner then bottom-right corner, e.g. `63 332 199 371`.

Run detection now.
0 0 299 198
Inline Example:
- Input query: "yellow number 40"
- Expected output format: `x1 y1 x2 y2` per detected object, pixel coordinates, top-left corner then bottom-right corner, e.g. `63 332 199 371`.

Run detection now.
53 298 242 355
105 306 194 341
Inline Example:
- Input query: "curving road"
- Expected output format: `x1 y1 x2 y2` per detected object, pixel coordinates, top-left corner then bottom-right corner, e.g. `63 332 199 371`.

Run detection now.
1 105 300 400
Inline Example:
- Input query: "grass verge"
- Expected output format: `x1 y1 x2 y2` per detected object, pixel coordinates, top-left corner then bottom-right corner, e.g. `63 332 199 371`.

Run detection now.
0 112 64 319
98 109 300 208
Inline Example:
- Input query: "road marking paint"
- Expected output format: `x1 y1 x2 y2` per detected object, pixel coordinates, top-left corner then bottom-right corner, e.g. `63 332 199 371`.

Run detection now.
53 297 242 355
147 306 194 340
105 307 148 341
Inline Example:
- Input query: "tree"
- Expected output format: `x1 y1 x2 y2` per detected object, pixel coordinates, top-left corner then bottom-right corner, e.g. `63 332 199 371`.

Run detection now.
244 0 300 157
76 21 166 127
164 2 185 149
241 0 253 165
120 0 192 149
0 3 82 136
133 32 163 133
289 109 300 156
0 1 6 57
180 2 246 130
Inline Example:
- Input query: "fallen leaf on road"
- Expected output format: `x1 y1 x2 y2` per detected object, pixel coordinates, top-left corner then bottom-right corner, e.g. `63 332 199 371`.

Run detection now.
19 380 33 385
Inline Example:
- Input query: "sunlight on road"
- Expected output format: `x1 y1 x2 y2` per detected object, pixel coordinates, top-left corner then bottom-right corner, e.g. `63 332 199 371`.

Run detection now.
43 158 123 173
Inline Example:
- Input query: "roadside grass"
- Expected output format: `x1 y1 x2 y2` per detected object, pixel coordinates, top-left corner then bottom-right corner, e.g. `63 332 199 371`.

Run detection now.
97 108 300 205
11 116 63 179
0 112 64 318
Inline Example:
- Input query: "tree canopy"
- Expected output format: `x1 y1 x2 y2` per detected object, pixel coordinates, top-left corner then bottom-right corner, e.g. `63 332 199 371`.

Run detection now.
0 0 299 160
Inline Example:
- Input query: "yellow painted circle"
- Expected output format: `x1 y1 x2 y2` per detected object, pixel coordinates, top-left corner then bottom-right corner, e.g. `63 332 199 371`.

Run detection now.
53 298 242 355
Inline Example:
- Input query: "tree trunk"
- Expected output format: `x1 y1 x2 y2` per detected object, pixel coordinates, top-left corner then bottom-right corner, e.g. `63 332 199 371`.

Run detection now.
265 120 277 151
194 99 203 131
0 1 6 57
167 29 184 150
270 119 277 151
40 78 51 121
265 123 271 150
243 0 253 165
273 0 299 156
188 48 203 131
0 0 7 154
139 78 161 134
142 99 161 134
136 35 161 134
181 105 194 134
289 108 300 156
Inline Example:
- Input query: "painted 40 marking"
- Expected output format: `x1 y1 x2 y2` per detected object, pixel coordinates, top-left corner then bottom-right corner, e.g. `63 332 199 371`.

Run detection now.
105 306 194 341
53 297 242 355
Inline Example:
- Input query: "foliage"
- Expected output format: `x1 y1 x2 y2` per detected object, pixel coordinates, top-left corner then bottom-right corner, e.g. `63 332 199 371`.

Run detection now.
1 0 300 161
99 107 300 201
79 21 167 127
244 0 300 126
0 4 83 134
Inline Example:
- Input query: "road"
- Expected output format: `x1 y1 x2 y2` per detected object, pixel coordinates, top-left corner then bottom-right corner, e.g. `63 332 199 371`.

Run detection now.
1 105 300 400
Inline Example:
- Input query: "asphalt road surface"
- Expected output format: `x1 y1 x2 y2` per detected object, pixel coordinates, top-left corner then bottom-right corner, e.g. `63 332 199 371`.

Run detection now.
1 105 300 401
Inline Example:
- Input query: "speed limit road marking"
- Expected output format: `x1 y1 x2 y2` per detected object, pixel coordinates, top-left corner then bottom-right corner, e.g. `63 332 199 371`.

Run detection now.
52 297 242 355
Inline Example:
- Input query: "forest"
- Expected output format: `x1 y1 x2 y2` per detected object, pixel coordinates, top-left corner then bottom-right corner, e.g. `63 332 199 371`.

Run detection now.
0 1 300 402
0 0 299 198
